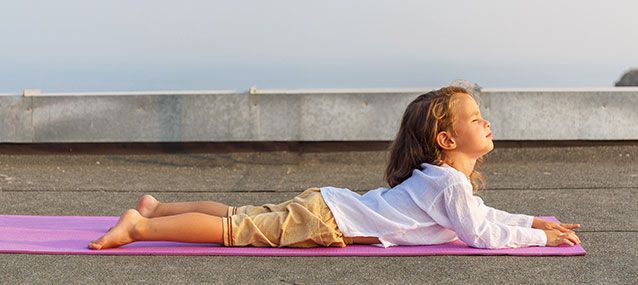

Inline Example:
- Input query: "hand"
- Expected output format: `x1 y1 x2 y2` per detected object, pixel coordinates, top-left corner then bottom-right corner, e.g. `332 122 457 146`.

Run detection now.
543 229 581 247
532 218 580 233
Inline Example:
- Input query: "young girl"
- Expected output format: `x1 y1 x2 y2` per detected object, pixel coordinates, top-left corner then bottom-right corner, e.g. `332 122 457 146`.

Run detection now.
89 86 581 250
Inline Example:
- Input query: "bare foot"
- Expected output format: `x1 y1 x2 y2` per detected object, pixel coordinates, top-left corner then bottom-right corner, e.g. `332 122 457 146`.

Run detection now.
88 209 144 250
136 194 159 218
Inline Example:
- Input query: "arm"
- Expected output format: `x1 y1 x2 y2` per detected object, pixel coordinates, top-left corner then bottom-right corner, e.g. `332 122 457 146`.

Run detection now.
475 196 535 227
481 200 581 233
442 183 547 249
532 217 544 229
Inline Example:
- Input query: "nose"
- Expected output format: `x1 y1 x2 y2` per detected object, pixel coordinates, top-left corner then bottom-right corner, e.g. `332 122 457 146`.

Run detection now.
485 120 491 128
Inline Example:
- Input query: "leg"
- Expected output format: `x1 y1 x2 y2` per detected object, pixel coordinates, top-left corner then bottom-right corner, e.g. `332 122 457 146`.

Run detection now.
136 194 230 218
88 209 224 250
346 236 381 244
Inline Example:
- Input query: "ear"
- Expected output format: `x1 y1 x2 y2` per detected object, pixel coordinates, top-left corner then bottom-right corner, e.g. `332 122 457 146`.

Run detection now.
436 131 456 151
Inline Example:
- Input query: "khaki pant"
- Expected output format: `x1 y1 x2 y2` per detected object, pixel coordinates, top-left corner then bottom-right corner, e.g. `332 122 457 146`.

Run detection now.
222 187 354 247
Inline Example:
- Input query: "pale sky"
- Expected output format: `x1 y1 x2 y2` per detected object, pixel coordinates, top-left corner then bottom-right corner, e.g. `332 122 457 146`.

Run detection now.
1 0 637 92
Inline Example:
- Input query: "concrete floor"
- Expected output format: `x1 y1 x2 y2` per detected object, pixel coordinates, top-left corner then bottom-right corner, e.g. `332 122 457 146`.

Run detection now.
1 143 636 284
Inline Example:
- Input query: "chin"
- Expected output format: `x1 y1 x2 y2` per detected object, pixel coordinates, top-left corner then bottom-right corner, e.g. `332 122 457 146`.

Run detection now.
483 142 495 154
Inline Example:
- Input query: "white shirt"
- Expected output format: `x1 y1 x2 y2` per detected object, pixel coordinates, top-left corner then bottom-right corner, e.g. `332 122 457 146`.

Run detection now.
320 162 547 248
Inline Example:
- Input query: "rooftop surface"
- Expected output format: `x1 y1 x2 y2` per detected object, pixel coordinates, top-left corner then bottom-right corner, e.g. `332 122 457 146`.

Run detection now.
1 142 636 284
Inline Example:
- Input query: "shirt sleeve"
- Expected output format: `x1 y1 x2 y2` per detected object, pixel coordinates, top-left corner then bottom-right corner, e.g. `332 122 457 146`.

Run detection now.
442 183 547 249
475 196 535 228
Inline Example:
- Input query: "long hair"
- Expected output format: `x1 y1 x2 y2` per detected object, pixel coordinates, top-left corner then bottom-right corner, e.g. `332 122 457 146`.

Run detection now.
384 86 486 192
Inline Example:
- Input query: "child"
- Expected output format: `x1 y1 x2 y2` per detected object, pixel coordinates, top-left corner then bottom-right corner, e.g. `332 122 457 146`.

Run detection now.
89 86 581 250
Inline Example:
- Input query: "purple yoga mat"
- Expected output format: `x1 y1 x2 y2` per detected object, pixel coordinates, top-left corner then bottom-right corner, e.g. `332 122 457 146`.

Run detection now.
0 215 585 256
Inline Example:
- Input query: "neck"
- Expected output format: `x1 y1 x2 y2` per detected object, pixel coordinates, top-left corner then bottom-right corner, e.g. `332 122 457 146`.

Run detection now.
443 152 477 180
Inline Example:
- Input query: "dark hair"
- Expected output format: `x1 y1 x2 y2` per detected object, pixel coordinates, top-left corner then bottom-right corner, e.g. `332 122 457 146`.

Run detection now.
384 86 485 192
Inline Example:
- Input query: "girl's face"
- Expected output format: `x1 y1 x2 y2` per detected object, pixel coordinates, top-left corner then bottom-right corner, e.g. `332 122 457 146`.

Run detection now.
450 93 493 158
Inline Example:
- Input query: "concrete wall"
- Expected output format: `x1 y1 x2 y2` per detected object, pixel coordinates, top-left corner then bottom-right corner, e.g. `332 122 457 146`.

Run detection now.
1 88 637 142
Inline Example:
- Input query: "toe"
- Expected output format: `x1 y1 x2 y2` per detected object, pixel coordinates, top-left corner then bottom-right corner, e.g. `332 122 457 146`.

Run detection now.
88 240 102 250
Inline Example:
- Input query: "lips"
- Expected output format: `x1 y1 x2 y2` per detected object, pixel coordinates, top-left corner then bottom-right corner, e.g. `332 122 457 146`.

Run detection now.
486 132 493 138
